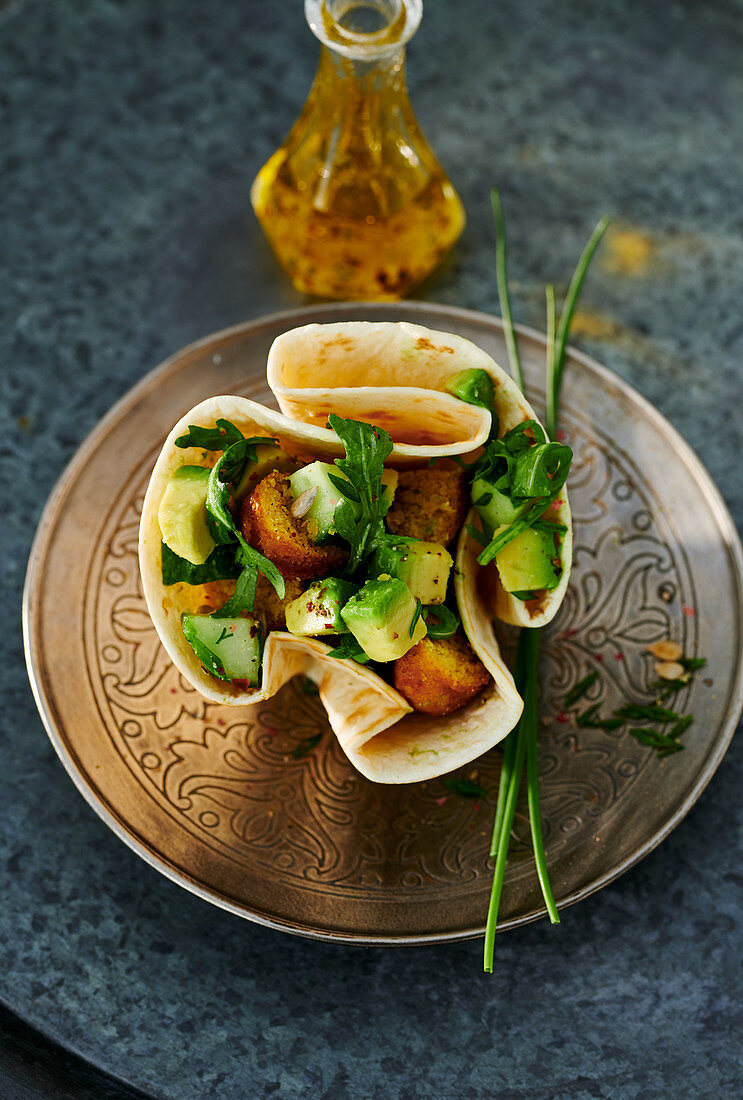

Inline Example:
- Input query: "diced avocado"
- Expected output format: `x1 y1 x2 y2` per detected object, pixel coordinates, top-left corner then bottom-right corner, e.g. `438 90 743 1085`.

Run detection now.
181 613 262 684
158 465 216 566
233 444 295 502
445 368 496 412
472 476 524 532
340 577 426 662
371 541 452 605
495 527 561 594
288 462 398 544
285 577 359 636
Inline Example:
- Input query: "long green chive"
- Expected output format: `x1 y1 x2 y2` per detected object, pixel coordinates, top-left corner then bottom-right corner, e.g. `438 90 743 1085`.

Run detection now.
491 189 524 392
483 631 530 972
484 198 608 971
523 628 559 924
545 282 556 432
546 216 610 438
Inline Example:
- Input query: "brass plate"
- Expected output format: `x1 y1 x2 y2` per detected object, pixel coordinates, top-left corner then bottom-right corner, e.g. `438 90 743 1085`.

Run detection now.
23 303 743 944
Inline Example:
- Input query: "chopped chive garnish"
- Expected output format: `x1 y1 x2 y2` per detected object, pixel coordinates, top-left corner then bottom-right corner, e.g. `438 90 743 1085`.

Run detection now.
292 733 322 759
576 703 601 727
443 778 488 799
564 671 599 707
669 715 694 738
613 704 680 723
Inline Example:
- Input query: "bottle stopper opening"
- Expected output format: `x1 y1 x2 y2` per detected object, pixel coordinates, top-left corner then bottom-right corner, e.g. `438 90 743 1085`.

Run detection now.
305 0 422 59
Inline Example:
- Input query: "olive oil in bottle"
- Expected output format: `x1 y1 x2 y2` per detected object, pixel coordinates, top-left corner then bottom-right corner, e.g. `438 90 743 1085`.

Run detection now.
251 0 465 300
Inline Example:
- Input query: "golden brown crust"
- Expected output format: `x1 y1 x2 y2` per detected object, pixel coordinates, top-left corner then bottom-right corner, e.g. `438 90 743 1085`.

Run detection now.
392 632 490 716
241 471 348 580
385 464 468 545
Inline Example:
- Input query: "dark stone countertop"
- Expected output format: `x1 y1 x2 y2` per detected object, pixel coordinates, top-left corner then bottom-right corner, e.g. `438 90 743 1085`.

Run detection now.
2 0 742 1096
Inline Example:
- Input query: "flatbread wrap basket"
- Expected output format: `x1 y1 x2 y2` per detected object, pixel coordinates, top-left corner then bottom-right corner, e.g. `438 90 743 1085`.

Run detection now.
139 321 572 783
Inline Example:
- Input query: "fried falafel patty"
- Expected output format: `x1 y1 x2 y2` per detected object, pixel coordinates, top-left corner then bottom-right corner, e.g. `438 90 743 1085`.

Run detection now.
242 470 347 580
393 632 490 716
385 465 468 545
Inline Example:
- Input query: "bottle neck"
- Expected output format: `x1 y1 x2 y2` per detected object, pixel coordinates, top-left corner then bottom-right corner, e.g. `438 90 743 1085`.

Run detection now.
305 0 421 62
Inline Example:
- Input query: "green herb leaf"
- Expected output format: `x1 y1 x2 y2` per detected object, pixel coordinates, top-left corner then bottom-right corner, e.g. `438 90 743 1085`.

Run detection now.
292 733 322 759
422 604 460 639
511 442 573 498
409 598 423 638
206 437 275 543
301 677 320 695
330 637 372 664
564 671 599 707
681 657 707 671
576 703 601 727
327 413 394 571
628 727 685 755
445 368 499 440
443 777 488 798
210 563 259 618
161 543 242 586
669 714 694 739
175 419 244 450
465 522 489 547
614 704 680 724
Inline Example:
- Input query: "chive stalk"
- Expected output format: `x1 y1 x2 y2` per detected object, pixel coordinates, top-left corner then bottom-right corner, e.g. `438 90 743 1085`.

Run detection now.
491 189 524 392
546 215 610 438
483 196 607 971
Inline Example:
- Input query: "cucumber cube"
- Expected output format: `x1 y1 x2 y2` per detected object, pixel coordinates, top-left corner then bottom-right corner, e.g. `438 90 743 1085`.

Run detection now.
181 613 262 684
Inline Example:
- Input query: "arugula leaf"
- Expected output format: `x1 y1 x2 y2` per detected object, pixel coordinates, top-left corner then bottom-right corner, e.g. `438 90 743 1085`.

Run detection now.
422 604 460 639
327 413 394 572
161 543 242 586
175 419 244 450
210 563 259 618
206 436 276 544
330 637 372 664
476 492 564 566
510 442 572 498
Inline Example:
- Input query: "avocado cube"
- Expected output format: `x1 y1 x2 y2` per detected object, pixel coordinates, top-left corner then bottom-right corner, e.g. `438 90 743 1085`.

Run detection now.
181 613 262 684
233 444 295 501
285 578 359 636
495 527 560 594
158 465 216 565
340 578 427 662
371 541 452 605
445 367 495 411
471 476 524 532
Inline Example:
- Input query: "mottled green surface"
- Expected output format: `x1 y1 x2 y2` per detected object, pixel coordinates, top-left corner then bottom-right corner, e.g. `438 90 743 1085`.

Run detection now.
2 0 742 1096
